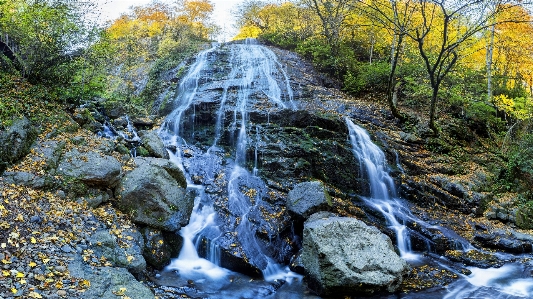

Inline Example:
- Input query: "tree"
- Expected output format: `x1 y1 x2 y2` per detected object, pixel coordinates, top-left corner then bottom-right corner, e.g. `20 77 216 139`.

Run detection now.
406 0 523 135
355 0 417 121
0 0 93 82
301 0 355 55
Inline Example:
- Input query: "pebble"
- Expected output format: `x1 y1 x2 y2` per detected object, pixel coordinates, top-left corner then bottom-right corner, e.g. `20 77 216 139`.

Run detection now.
61 245 72 253
30 215 42 223
55 266 67 272
57 290 67 297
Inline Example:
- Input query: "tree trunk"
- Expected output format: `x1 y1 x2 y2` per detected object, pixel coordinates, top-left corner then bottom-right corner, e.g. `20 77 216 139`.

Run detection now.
386 33 406 121
429 83 440 135
486 23 495 104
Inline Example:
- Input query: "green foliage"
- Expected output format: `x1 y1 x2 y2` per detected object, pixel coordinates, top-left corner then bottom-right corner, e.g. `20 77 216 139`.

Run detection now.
463 102 505 135
343 61 390 95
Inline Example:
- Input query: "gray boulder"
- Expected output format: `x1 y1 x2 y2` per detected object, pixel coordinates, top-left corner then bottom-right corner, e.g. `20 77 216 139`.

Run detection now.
302 214 408 296
139 130 169 159
287 181 332 218
89 229 146 273
135 157 186 188
57 149 122 187
2 171 46 189
0 117 38 173
69 258 154 299
116 161 193 231
32 140 66 172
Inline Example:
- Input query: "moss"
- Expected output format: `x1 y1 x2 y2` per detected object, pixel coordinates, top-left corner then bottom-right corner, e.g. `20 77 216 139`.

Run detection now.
137 146 150 157
515 201 533 229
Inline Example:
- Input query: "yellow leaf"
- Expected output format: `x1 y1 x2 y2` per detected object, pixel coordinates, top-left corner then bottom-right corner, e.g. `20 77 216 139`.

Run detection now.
42 258 50 264
31 237 37 244
2 270 10 277
29 261 37 267
79 279 90 288
11 288 17 294
112 287 127 296
20 279 26 284
29 291 43 298
15 214 24 221
16 272 24 278
126 255 134 263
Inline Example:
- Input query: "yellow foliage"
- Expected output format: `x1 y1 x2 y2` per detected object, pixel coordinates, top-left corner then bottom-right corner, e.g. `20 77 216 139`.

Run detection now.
234 25 261 40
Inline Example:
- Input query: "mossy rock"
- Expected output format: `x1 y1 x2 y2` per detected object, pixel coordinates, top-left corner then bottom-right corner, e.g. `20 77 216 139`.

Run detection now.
515 202 533 229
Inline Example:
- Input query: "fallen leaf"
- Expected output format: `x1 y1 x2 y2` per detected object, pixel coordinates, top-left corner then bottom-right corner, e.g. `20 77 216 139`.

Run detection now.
28 291 43 298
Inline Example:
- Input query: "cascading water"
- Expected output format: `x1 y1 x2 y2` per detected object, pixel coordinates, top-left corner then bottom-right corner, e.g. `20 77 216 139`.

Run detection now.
346 118 415 258
158 39 301 292
346 117 533 298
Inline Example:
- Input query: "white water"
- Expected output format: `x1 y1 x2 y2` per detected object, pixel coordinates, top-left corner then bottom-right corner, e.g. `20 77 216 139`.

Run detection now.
160 40 300 285
346 118 415 259
346 117 533 298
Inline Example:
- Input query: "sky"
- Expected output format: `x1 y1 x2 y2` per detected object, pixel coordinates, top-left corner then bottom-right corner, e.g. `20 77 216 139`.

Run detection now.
95 0 244 41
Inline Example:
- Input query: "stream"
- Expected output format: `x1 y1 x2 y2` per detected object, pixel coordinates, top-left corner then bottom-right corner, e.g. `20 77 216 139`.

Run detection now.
147 39 533 298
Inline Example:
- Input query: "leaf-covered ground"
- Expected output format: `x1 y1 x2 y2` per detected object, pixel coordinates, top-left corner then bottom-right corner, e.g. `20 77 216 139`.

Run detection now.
0 82 144 298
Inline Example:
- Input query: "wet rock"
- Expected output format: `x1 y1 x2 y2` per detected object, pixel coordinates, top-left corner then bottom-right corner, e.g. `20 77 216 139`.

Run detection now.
89 229 146 273
287 181 332 219
116 161 193 231
289 250 305 274
141 227 182 270
69 258 154 299
474 231 533 254
444 249 504 268
302 214 408 296
254 111 363 194
132 117 155 128
0 117 38 173
57 149 122 187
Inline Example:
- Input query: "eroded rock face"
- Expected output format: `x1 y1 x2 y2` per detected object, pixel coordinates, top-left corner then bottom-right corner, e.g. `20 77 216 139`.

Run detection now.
302 214 408 296
57 149 122 188
116 160 193 231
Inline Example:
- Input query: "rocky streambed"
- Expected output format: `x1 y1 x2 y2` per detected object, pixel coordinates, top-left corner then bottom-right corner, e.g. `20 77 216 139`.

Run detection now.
1 39 533 299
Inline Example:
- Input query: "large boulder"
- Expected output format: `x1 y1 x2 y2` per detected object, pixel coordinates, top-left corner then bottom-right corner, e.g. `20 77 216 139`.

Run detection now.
135 157 187 188
0 117 38 173
139 130 169 159
57 149 122 187
116 160 193 231
287 181 332 218
302 214 408 296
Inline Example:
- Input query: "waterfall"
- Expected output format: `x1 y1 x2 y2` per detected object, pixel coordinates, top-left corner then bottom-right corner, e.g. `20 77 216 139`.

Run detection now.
346 118 414 258
160 40 299 283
